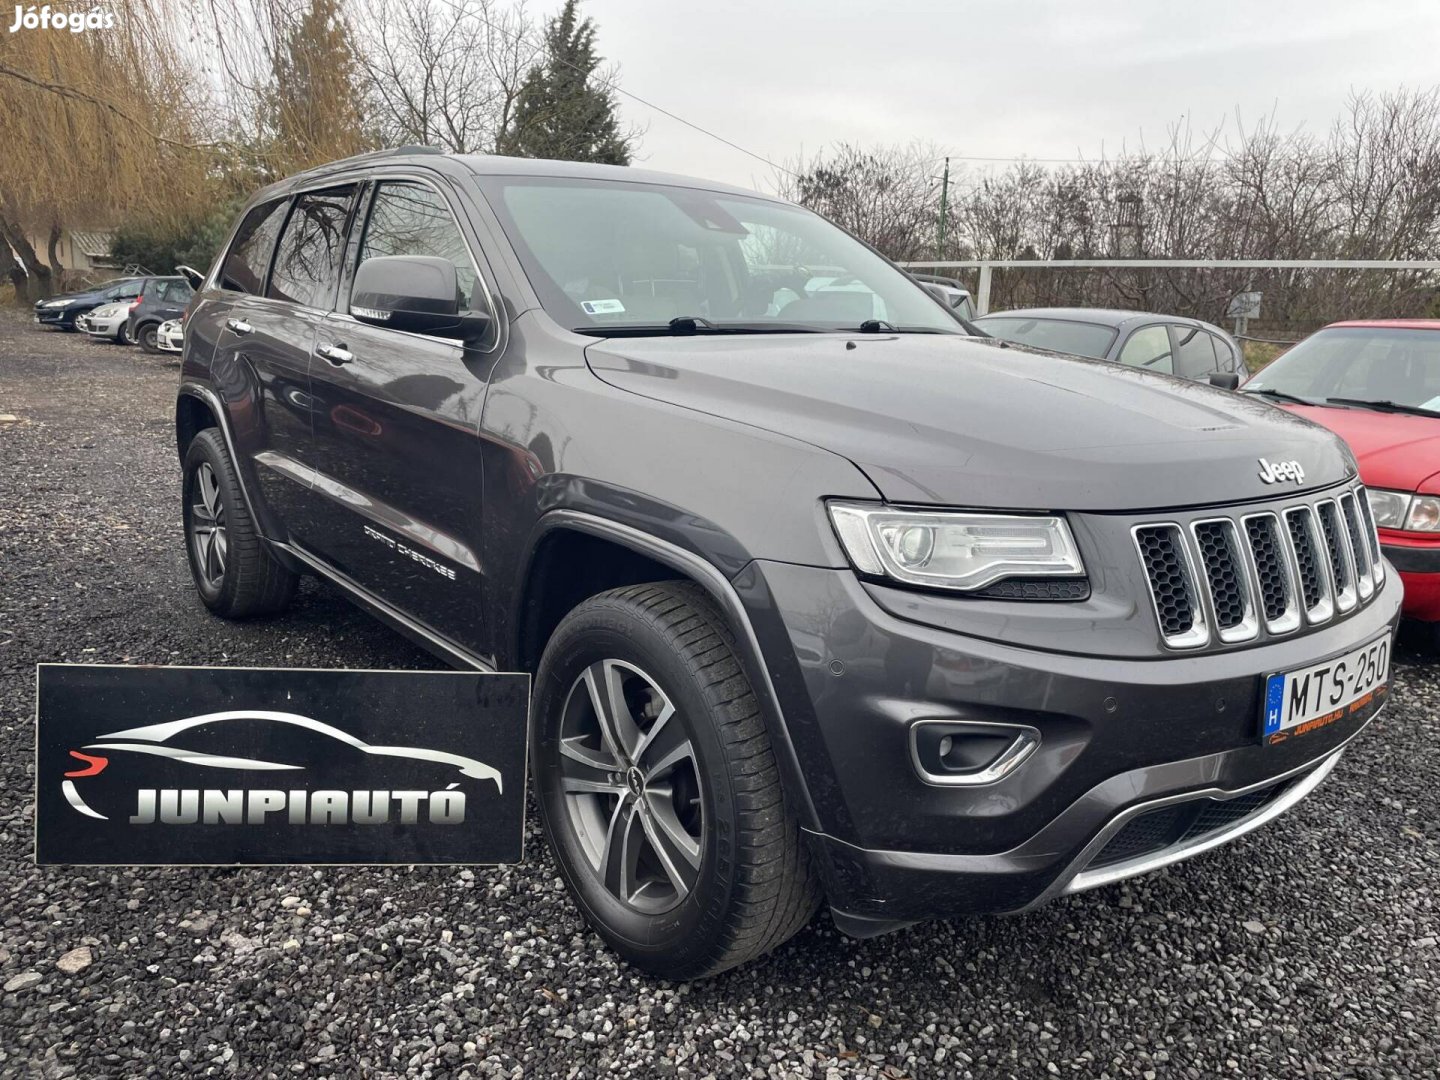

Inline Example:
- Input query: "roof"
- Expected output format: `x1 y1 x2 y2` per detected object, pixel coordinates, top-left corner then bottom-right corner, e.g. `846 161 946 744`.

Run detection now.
977 307 1195 326
1325 319 1440 330
70 230 113 258
263 146 781 205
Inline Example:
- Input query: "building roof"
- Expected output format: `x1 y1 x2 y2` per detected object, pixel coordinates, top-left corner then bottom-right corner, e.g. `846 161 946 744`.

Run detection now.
69 230 114 259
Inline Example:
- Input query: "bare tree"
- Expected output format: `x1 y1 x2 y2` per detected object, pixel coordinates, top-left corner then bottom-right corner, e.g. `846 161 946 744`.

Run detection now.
775 142 948 263
355 0 540 153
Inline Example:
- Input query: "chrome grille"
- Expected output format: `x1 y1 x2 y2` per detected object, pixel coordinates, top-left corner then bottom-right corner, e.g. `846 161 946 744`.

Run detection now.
1134 482 1384 649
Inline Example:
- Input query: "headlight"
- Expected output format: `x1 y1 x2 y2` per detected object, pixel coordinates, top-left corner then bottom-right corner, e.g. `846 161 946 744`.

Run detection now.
1368 488 1440 532
1406 495 1440 532
828 502 1084 591
1367 489 1411 529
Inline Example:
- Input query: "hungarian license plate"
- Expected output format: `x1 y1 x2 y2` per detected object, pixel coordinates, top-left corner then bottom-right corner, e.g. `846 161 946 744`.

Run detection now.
1261 633 1390 745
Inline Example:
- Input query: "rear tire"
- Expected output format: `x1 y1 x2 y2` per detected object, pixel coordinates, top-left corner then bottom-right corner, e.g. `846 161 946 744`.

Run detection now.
138 323 160 353
182 428 298 618
532 582 820 979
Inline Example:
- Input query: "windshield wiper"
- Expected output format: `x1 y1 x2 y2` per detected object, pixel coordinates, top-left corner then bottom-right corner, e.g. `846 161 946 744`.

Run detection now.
1242 387 1312 406
575 319 823 338
1325 396 1440 418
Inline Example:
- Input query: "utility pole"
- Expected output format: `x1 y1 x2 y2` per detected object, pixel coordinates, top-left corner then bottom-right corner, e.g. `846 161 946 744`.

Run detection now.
936 157 950 260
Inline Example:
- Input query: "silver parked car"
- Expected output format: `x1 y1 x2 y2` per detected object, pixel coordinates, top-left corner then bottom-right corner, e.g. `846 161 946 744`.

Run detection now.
76 301 133 344
975 307 1248 387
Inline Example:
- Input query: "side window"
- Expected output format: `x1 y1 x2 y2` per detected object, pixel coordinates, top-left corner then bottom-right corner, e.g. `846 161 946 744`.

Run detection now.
267 186 357 309
160 280 192 303
1208 331 1239 373
1174 324 1218 378
1118 325 1174 375
356 182 482 313
219 199 288 295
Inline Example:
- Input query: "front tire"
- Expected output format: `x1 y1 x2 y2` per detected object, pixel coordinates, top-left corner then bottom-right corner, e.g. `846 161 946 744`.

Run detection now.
115 321 131 345
182 428 298 618
532 582 820 979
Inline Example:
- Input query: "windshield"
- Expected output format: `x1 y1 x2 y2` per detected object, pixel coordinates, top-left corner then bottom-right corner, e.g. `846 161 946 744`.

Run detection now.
1243 327 1440 411
477 176 963 335
974 316 1117 359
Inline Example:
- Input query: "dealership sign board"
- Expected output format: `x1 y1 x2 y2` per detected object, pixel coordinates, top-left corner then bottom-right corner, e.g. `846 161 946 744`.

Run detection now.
35 665 528 865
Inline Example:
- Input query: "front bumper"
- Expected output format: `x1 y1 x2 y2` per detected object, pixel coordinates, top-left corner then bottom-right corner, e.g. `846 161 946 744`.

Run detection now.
35 307 73 326
734 559 1402 927
1383 540 1440 622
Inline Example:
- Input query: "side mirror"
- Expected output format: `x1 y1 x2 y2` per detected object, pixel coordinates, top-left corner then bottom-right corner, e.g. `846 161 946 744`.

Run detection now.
350 255 490 343
1208 372 1241 390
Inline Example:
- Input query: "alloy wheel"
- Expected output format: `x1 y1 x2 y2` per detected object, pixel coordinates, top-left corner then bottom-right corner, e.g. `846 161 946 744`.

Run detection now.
189 462 228 588
557 659 704 914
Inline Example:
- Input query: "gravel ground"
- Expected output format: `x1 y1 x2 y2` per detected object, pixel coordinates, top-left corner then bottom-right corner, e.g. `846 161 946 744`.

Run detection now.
1 309 1438 1079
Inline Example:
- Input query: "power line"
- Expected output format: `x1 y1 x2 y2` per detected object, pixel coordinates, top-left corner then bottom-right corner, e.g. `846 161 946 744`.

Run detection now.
439 0 797 177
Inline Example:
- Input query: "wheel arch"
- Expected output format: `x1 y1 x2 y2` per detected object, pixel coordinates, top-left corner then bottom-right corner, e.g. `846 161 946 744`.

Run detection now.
516 510 821 831
175 387 219 458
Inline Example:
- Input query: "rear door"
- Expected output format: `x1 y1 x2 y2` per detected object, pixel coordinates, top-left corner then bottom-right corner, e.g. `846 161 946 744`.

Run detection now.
207 185 360 537
304 177 499 652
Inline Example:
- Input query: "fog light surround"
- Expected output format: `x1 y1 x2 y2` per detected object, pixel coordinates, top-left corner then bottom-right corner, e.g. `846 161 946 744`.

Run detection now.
909 719 1041 787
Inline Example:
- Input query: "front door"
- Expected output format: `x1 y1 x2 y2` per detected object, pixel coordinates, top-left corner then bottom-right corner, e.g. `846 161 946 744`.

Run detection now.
303 179 497 654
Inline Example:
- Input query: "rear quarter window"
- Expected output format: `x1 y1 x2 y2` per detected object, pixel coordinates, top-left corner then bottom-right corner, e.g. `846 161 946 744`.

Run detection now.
219 198 288 294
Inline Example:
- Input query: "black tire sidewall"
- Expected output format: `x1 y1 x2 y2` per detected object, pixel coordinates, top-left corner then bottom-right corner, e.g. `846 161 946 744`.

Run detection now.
532 597 744 975
181 431 235 611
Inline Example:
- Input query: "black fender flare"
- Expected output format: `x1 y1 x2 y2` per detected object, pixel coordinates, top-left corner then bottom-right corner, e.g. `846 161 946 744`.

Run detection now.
523 509 821 832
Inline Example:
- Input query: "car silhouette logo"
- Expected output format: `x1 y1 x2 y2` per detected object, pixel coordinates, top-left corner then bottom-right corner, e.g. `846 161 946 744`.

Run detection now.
61 709 503 822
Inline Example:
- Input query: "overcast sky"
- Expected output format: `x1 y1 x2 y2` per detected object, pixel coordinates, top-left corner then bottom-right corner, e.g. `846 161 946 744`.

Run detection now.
588 0 1440 191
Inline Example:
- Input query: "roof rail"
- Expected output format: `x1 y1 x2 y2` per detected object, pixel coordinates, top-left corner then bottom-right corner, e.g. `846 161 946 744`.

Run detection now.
286 145 445 181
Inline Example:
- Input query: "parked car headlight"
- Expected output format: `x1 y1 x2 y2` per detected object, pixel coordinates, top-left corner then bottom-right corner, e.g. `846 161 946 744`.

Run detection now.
1368 488 1440 532
1366 489 1411 529
1405 495 1440 532
828 502 1084 591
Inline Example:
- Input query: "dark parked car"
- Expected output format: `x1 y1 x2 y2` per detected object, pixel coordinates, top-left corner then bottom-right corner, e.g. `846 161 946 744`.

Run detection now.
127 276 195 352
975 307 1249 387
33 276 144 330
175 149 1399 978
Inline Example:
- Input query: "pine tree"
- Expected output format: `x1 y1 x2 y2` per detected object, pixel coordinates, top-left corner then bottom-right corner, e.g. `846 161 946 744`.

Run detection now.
498 0 632 165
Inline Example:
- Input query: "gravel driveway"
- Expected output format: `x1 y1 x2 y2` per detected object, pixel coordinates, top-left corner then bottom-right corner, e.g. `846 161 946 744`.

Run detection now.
1 310 1437 1078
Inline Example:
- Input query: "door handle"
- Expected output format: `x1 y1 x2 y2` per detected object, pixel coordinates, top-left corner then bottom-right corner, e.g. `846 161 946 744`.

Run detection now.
225 318 253 335
315 342 354 366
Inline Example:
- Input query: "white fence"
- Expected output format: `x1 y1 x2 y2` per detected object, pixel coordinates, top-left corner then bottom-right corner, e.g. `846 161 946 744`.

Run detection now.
899 259 1440 317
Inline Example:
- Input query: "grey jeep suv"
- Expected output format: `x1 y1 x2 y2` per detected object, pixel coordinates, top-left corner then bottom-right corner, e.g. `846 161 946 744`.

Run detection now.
175 148 1400 978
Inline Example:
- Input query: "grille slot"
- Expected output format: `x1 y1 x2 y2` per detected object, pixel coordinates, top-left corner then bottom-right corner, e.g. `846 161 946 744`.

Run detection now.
1135 482 1377 649
1356 488 1385 584
1339 493 1374 599
1243 514 1299 633
1192 519 1256 640
1134 525 1205 646
1316 500 1357 612
1284 507 1332 623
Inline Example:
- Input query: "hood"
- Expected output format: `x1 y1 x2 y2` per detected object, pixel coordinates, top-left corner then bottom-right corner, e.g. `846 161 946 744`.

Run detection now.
585 334 1356 511
37 289 103 307
1281 403 1440 493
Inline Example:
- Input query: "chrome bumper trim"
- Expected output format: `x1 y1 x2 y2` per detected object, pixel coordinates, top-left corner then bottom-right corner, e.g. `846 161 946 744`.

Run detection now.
1062 746 1343 895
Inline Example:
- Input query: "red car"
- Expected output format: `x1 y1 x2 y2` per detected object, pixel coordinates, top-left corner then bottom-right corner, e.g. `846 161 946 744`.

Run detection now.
1241 319 1440 649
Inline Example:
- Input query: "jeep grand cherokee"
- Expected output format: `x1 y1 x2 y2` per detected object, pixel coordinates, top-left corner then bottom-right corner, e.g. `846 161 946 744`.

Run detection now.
174 148 1400 978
